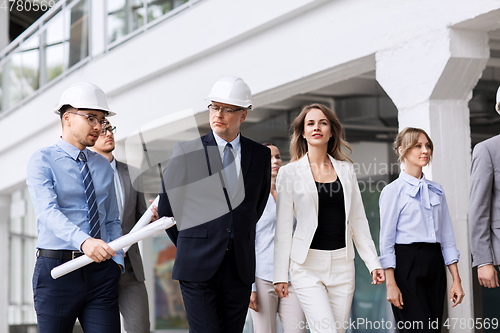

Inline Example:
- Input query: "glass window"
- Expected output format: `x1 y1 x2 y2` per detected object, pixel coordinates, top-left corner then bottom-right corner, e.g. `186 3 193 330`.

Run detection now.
9 188 37 326
107 0 145 44
20 35 40 99
147 0 188 22
4 53 23 110
67 0 89 68
44 14 66 82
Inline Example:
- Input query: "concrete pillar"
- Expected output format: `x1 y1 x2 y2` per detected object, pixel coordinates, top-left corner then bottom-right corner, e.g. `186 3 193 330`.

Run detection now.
376 27 489 333
0 195 10 333
0 7 8 52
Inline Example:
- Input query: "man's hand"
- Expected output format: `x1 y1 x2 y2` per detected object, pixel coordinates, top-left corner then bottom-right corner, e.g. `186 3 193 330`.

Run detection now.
249 292 259 312
81 238 116 263
149 199 159 222
478 264 499 288
274 283 289 298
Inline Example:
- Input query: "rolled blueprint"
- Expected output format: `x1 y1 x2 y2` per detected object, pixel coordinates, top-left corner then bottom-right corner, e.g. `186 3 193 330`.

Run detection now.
51 216 175 279
123 195 160 253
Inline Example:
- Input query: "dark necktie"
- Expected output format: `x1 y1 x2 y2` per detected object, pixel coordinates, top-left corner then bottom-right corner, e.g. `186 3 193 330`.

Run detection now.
78 152 100 239
223 143 237 197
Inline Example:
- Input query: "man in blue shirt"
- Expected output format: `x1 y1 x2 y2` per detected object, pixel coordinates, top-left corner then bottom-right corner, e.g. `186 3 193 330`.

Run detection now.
27 82 124 333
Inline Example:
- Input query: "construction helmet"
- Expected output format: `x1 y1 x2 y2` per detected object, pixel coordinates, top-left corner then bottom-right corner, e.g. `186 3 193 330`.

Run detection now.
55 82 115 116
496 85 500 115
206 76 252 109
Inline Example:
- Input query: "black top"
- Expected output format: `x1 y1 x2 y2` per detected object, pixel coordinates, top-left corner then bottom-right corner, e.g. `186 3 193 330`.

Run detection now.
310 178 346 251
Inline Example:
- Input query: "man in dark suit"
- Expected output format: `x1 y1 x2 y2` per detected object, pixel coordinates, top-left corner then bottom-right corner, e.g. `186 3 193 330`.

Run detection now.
158 76 271 333
93 121 157 333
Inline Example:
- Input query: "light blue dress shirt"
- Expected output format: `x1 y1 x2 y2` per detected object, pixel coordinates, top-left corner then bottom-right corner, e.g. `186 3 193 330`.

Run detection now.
27 138 124 268
379 170 459 269
213 131 242 177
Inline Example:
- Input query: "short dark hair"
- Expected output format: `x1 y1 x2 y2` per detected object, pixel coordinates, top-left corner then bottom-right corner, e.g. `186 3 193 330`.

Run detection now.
59 105 73 120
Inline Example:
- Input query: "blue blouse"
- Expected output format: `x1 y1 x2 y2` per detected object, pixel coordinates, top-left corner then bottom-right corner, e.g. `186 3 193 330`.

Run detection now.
379 171 459 269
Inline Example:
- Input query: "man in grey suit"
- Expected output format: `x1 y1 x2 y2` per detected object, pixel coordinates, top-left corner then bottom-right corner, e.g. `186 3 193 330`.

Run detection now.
469 86 500 289
94 121 157 332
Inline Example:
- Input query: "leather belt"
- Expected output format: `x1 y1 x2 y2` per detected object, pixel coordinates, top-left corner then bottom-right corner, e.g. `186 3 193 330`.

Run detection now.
38 249 84 260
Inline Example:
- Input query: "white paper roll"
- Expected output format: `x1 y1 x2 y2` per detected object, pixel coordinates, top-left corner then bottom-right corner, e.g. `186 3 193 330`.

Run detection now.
123 195 160 253
51 216 175 279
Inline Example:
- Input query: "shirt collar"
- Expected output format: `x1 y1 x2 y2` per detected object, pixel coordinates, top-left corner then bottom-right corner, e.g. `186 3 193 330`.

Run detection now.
57 137 87 161
110 157 117 172
400 169 426 186
212 131 241 151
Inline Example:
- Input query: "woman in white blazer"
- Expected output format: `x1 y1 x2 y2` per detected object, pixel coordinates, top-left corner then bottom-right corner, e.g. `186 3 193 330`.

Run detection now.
273 103 385 333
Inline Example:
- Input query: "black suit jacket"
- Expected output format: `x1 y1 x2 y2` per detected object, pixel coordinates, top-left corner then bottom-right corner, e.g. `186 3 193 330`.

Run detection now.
116 160 148 282
158 131 271 285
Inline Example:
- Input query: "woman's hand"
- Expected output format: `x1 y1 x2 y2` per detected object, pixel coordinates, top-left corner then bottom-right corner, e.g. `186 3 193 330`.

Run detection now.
450 280 465 308
386 283 404 309
371 269 385 285
274 283 289 298
249 292 259 312
447 262 465 307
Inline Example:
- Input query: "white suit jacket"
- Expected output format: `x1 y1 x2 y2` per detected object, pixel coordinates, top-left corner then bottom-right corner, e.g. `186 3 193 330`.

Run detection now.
273 153 381 283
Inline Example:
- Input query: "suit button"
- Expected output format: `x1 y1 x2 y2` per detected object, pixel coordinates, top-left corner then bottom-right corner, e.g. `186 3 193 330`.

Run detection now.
226 228 231 233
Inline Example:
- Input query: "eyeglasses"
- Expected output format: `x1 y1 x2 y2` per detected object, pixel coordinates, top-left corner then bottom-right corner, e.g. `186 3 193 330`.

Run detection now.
208 104 243 115
67 111 109 129
100 126 117 136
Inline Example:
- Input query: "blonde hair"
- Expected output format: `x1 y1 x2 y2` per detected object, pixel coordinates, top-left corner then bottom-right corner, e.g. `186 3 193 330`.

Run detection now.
394 127 433 162
289 103 352 163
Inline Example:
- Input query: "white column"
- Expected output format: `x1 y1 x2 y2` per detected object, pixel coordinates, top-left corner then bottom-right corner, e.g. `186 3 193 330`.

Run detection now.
0 195 10 333
376 27 489 333
0 7 8 52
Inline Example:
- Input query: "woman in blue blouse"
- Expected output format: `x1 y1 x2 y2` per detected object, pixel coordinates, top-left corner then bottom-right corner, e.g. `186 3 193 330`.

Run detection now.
379 127 464 332
249 143 306 333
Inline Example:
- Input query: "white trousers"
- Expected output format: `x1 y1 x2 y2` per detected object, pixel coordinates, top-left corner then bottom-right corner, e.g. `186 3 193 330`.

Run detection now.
290 248 355 333
250 277 307 333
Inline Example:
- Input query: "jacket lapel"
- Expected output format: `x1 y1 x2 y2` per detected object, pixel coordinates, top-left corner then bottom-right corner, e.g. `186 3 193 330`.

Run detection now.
296 154 319 215
202 131 222 176
116 161 131 208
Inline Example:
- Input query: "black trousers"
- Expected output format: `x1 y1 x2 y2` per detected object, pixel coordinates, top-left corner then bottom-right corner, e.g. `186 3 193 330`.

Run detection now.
179 244 251 333
393 243 447 333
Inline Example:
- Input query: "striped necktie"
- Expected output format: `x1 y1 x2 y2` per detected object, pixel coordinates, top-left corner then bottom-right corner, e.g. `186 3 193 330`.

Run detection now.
78 152 101 239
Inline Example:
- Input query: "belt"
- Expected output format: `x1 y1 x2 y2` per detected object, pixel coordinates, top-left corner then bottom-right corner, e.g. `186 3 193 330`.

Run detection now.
38 249 84 260
226 239 234 251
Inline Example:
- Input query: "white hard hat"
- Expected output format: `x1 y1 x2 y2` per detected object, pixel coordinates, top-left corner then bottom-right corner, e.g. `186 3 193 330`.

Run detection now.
206 76 252 109
55 82 115 116
496 86 500 114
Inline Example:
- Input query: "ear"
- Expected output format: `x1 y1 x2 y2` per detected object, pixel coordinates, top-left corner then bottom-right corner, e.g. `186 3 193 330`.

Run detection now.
240 109 248 123
63 112 71 127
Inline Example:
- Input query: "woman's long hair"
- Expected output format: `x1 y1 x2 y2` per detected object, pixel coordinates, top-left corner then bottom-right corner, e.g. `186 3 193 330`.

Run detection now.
289 103 352 163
